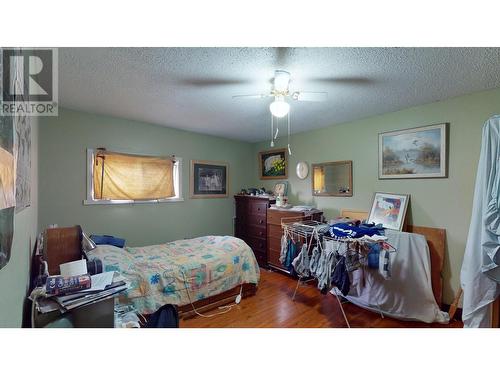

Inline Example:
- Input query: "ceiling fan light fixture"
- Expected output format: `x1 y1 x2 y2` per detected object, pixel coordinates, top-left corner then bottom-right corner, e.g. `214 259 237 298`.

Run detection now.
269 96 290 118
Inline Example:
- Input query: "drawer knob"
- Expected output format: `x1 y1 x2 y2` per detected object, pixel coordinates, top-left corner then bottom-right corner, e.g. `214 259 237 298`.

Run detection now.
259 219 264 224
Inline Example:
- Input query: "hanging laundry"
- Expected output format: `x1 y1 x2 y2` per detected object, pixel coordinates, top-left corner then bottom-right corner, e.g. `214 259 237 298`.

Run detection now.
292 243 310 277
331 257 351 296
283 239 298 274
279 235 288 264
367 242 381 269
379 249 391 279
309 245 321 278
316 249 338 293
345 242 362 272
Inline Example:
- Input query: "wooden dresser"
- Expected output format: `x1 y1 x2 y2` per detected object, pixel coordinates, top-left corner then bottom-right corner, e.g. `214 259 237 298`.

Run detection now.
234 195 274 267
267 208 323 272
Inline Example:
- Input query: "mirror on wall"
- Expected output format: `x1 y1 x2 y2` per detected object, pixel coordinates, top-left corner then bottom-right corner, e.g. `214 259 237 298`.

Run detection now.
312 160 353 197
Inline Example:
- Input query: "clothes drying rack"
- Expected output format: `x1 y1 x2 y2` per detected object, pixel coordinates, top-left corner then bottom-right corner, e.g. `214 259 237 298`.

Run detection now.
281 216 397 328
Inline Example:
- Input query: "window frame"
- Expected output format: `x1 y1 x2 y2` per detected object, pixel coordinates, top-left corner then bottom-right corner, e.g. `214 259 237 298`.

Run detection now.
84 148 184 205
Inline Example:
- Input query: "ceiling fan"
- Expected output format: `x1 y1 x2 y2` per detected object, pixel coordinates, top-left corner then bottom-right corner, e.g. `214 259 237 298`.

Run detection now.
232 70 328 118
233 70 328 154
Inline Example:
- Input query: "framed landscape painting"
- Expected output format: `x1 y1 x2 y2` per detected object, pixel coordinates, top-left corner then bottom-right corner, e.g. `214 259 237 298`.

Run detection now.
379 123 447 179
190 160 228 198
368 192 410 231
259 148 288 180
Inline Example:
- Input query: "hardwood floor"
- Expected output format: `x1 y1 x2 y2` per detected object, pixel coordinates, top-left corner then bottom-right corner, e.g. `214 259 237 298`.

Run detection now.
181 268 463 328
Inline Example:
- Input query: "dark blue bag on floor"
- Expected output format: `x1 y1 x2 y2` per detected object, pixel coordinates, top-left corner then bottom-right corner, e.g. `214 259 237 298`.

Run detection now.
145 304 179 328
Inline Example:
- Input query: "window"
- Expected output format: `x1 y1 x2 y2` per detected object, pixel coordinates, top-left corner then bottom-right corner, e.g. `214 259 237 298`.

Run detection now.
85 149 183 204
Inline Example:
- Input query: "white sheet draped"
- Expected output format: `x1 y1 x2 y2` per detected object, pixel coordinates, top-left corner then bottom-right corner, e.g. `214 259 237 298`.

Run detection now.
340 229 449 324
460 115 500 328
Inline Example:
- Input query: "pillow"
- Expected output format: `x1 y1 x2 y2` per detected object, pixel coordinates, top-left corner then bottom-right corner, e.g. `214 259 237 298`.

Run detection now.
90 234 126 248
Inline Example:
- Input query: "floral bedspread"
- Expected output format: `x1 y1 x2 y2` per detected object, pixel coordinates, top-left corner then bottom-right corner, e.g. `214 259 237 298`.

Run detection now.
88 236 260 314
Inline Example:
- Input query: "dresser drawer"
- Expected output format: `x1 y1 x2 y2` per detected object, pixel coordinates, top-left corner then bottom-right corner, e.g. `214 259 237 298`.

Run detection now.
254 251 267 267
267 209 302 225
247 236 267 254
247 214 266 226
267 224 283 239
268 248 282 268
248 224 266 239
249 201 268 216
268 236 282 252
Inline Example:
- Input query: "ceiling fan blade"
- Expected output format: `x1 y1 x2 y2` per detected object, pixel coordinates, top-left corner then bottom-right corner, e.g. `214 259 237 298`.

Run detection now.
310 77 374 85
178 77 250 87
292 91 328 101
232 94 270 100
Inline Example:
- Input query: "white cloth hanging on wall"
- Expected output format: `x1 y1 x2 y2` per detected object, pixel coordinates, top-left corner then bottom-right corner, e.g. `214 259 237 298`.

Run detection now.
460 115 500 328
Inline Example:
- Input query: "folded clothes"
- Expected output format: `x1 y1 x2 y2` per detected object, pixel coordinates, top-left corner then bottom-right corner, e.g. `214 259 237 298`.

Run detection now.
329 223 384 238
360 234 388 242
90 234 126 248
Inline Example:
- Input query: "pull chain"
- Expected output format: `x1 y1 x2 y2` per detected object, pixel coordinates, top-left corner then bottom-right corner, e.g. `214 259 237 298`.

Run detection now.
270 114 274 147
287 111 292 155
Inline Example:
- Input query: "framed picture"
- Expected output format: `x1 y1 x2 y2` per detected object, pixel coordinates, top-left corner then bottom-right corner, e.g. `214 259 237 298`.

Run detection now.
273 181 288 196
259 148 288 180
379 123 447 179
190 160 228 198
368 192 410 231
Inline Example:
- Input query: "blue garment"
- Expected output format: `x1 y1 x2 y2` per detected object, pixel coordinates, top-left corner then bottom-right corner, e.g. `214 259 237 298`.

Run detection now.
283 240 298 274
367 243 381 269
331 257 350 296
90 234 126 248
329 223 383 238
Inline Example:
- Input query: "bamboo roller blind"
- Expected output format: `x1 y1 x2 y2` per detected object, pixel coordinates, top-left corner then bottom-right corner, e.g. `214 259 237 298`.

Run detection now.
93 151 175 200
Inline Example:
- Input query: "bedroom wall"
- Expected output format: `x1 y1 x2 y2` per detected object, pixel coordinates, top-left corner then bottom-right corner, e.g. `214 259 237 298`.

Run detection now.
252 87 500 305
0 117 39 328
38 108 254 246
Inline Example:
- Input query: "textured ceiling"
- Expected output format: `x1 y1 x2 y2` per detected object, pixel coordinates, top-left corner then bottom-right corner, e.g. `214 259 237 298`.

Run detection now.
59 47 500 142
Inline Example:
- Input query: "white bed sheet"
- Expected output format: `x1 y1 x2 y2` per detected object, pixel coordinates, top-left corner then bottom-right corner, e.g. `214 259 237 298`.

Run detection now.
336 229 449 324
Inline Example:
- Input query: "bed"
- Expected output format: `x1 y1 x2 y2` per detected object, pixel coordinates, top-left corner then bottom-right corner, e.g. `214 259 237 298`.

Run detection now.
87 235 260 317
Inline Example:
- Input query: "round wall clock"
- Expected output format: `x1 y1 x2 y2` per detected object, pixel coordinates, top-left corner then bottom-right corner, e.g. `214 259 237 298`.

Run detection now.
296 161 309 179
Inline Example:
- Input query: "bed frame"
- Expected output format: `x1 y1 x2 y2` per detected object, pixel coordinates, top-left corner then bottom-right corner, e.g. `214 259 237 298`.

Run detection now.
340 209 446 307
178 283 257 319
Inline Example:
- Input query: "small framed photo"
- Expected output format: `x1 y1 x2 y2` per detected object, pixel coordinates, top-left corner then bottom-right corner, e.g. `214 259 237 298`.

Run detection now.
273 181 288 196
368 192 410 231
379 123 447 179
190 160 228 198
259 148 288 180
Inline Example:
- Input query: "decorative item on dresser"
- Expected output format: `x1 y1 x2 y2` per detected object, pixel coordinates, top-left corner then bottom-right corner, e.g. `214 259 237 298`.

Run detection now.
234 195 275 267
267 207 323 272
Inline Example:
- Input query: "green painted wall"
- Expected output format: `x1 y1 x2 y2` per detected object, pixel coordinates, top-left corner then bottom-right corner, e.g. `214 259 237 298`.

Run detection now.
38 108 254 246
0 118 38 328
253 87 500 305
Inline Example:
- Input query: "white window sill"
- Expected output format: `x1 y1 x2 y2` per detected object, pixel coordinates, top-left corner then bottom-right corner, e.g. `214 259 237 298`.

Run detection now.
83 198 184 205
